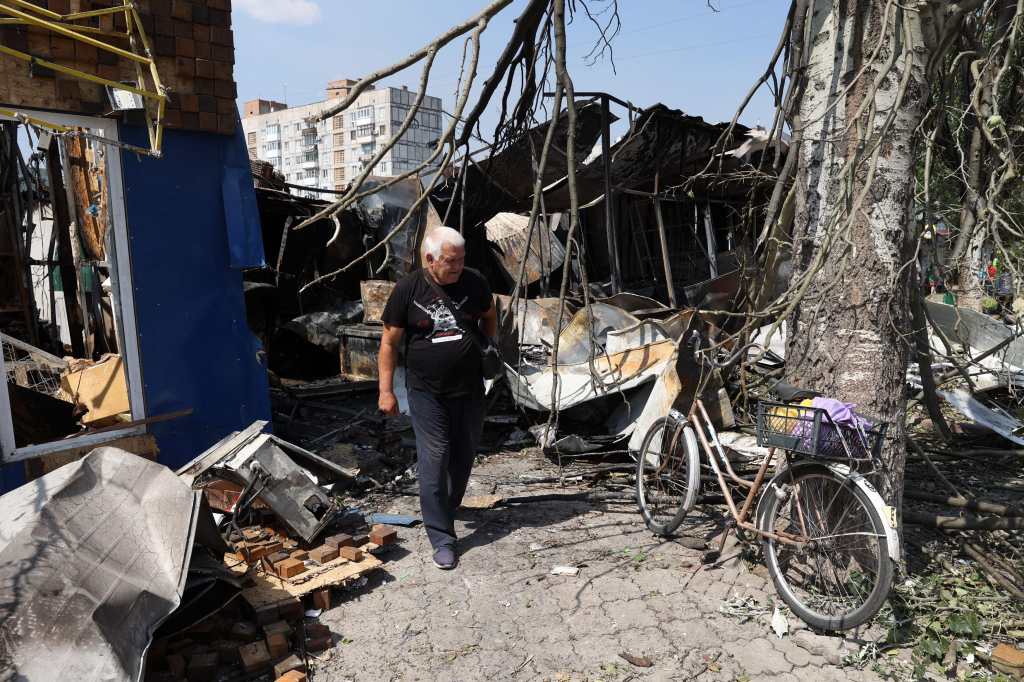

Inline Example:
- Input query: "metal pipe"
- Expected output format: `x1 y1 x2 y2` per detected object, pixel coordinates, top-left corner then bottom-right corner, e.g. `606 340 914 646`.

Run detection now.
738 447 775 522
599 95 621 293
652 196 677 307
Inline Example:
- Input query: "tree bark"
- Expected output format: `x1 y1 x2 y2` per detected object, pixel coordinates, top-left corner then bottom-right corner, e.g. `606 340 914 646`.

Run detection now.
785 0 930 515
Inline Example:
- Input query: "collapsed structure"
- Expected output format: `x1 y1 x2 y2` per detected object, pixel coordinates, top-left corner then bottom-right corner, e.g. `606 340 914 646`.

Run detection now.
248 95 780 453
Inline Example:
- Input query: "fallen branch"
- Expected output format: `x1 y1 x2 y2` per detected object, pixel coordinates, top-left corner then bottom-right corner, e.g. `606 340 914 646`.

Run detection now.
903 510 1024 530
961 542 1024 600
903 490 1024 517
907 436 963 497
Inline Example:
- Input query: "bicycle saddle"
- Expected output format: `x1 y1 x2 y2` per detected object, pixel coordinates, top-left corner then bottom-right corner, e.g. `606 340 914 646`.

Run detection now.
770 381 821 402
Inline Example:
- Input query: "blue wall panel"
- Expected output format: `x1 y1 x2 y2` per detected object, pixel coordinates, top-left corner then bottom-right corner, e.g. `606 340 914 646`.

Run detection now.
119 124 271 469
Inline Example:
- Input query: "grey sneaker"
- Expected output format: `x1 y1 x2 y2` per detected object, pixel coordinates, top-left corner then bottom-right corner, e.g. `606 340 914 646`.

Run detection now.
432 546 457 570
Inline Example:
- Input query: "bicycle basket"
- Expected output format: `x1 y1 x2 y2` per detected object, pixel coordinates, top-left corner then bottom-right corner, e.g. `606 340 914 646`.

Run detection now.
755 401 887 460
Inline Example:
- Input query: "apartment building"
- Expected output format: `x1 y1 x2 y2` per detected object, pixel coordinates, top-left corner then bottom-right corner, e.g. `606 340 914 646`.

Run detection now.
242 79 443 197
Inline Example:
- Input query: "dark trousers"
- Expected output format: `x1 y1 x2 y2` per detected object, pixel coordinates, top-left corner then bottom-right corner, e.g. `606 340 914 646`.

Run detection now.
407 385 485 550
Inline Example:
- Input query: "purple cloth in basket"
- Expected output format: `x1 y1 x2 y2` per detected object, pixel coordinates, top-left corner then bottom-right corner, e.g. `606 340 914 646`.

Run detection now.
793 397 873 457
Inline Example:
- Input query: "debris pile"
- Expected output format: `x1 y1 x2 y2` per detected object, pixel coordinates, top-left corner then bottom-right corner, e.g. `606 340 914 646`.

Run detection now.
0 417 406 681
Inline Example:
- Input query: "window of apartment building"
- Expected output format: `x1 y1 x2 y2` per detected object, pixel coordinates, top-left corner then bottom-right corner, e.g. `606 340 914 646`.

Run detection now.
356 124 374 137
378 125 386 136
334 167 345 183
333 150 344 165
333 133 344 146
262 140 280 152
391 104 407 126
333 115 343 130
264 123 280 138
293 122 301 132
321 169 328 178
353 105 374 122
302 133 317 147
350 130 357 140
303 150 317 163
247 131 256 147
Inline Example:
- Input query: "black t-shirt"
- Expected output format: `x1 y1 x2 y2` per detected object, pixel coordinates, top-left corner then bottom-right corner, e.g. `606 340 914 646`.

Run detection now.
381 267 493 397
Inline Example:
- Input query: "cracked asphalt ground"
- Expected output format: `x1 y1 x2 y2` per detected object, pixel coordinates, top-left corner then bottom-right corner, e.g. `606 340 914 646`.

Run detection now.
314 449 883 681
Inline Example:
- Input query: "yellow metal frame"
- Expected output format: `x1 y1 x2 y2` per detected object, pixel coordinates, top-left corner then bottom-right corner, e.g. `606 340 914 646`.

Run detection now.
0 0 166 156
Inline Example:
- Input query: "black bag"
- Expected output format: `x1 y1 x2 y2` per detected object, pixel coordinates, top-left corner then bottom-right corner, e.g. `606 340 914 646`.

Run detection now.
423 272 503 381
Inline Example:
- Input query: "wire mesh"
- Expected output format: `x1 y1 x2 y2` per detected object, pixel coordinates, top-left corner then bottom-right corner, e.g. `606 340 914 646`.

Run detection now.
2 336 64 397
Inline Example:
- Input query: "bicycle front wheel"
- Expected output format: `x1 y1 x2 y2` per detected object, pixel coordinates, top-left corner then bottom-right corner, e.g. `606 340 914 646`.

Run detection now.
635 416 701 536
757 462 893 631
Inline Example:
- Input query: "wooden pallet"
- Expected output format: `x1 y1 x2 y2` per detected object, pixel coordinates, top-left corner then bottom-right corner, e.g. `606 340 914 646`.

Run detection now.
231 545 384 610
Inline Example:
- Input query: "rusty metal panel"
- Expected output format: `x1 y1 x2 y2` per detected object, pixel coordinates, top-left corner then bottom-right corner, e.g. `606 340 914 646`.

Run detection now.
485 213 566 285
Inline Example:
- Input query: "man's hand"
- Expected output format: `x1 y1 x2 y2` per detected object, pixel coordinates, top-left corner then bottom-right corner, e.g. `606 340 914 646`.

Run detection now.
378 324 403 416
378 390 399 416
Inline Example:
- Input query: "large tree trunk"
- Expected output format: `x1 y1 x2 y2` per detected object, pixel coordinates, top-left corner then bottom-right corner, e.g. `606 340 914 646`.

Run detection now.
784 0 930 512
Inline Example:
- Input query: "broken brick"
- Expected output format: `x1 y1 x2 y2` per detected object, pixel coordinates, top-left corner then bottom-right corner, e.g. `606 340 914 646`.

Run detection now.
277 671 307 682
267 551 291 565
353 534 370 546
325 533 354 549
275 558 306 579
339 546 364 562
306 635 331 652
230 620 259 640
305 622 330 639
273 654 306 679
238 641 272 674
266 631 289 658
253 604 279 626
187 651 218 681
277 597 304 622
369 525 398 546
263 620 293 639
245 540 284 562
211 640 239 663
308 545 339 564
312 589 330 611
290 549 309 561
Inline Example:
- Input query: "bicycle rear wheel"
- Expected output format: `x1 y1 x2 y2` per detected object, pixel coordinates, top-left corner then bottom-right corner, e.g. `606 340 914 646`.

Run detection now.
757 462 893 631
635 416 700 536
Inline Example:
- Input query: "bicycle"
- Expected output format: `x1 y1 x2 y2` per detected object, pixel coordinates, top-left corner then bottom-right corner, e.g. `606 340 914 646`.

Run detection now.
635 382 899 632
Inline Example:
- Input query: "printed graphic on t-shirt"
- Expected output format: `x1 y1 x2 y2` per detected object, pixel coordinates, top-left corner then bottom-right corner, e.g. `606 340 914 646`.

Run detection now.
414 296 468 343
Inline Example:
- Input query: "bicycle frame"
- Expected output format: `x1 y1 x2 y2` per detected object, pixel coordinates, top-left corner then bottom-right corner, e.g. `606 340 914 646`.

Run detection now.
680 399 809 548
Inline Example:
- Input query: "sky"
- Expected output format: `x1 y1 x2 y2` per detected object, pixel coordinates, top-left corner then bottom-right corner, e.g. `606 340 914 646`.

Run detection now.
232 0 790 141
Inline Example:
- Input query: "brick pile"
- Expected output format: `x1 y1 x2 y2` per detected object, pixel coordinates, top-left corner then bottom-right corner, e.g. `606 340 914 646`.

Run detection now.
0 0 238 135
143 512 399 678
144 595 309 681
227 522 399 581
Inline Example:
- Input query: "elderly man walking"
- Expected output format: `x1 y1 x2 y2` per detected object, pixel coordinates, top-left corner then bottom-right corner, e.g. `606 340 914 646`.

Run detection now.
378 226 497 569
